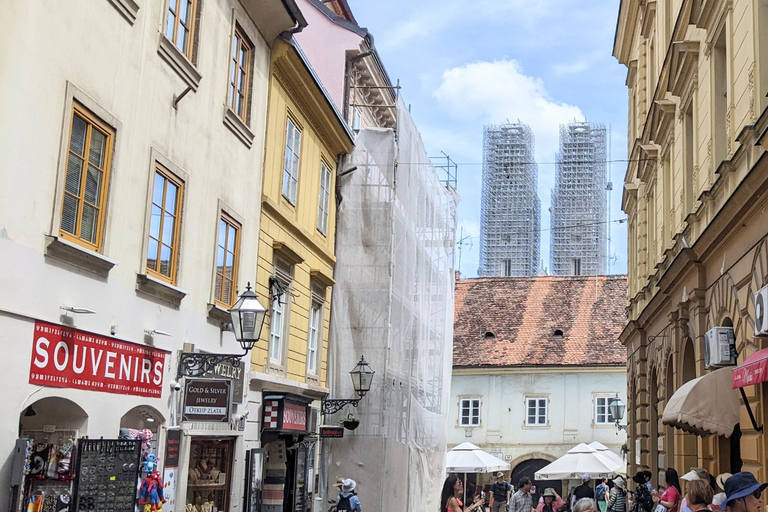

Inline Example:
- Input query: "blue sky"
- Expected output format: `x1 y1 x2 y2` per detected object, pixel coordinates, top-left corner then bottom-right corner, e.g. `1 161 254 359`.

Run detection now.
347 0 630 277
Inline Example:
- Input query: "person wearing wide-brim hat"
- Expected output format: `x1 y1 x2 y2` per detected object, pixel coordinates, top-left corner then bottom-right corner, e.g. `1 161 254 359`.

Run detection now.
607 477 628 512
722 472 768 512
536 488 564 512
333 478 362 512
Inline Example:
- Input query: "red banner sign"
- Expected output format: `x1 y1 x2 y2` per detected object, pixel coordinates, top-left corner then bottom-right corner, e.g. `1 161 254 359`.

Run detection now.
282 401 308 432
29 321 167 398
733 347 768 388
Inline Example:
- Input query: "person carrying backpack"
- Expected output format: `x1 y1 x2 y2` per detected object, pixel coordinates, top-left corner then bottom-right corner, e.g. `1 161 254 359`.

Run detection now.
334 479 362 512
596 478 609 512
491 472 512 512
632 473 654 512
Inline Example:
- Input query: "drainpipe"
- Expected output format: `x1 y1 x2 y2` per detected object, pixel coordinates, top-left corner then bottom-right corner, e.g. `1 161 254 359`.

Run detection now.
278 0 308 39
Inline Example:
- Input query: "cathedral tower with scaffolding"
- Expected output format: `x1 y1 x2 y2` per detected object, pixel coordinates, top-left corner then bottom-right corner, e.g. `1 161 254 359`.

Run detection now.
549 121 607 276
479 123 540 277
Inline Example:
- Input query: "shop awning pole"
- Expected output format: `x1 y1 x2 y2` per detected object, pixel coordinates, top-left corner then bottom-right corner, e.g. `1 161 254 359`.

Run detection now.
738 386 764 433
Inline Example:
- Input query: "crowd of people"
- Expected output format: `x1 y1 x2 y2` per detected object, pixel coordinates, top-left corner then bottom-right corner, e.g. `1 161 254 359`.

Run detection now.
440 470 767 512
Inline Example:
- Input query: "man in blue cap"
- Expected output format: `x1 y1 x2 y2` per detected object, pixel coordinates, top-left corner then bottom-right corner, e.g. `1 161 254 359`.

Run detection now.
723 472 768 512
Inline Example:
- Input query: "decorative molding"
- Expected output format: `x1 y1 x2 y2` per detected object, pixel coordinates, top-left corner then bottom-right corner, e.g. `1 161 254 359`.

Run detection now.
106 0 140 25
726 107 733 155
749 62 756 120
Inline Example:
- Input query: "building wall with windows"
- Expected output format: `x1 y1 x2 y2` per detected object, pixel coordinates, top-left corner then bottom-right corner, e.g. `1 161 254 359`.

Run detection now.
451 275 627 495
249 37 353 396
614 0 768 483
0 0 303 509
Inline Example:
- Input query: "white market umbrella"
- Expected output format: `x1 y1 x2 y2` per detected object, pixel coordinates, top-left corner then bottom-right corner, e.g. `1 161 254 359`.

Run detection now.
587 442 626 473
534 443 622 480
445 442 510 473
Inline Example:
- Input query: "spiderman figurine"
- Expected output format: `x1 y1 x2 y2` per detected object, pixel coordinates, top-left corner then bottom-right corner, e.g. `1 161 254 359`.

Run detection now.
139 471 166 511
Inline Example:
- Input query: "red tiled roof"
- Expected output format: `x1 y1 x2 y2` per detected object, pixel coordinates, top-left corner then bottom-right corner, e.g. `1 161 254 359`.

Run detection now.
453 275 627 367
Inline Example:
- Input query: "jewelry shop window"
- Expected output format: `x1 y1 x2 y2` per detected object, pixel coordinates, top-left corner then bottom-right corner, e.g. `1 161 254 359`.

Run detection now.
186 438 234 512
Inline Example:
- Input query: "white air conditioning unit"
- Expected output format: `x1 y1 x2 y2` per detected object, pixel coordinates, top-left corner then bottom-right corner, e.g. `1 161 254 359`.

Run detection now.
755 285 768 336
704 326 736 369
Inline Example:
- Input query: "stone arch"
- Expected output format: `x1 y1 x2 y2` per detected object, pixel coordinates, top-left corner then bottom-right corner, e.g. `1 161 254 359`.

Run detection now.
649 365 659 484
19 396 88 434
510 456 560 505
679 337 697 469
663 353 675 473
707 273 745 352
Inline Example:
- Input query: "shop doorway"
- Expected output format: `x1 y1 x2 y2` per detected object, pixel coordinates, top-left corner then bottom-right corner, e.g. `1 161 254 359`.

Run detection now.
14 397 88 512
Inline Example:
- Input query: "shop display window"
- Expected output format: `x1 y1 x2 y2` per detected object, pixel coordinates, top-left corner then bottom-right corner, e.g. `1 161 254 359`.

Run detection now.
186 437 234 512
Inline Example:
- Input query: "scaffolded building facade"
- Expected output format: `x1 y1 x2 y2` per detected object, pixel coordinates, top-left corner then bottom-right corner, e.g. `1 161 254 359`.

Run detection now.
479 123 540 277
325 96 458 512
549 121 607 275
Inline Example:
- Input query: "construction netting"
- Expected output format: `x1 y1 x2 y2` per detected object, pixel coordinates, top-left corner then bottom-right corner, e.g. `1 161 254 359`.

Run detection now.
323 96 458 512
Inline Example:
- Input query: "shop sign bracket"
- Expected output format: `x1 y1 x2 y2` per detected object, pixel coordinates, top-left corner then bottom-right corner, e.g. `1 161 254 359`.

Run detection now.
320 398 360 415
178 351 245 378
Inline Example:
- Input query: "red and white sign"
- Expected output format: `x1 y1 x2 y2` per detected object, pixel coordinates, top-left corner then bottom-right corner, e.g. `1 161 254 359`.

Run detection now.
733 347 768 388
29 321 167 398
282 401 308 432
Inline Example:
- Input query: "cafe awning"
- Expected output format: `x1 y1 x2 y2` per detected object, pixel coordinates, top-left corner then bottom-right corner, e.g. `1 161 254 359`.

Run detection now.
662 367 740 437
733 347 768 388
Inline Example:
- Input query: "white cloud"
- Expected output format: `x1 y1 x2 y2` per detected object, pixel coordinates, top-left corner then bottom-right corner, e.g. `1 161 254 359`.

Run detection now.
432 59 584 164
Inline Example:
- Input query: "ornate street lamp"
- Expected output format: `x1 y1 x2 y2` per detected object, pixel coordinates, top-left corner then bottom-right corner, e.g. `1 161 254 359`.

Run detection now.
178 282 268 378
321 356 376 415
608 395 628 434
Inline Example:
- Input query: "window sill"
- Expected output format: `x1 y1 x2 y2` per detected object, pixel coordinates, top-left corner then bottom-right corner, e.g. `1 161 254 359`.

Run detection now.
45 235 117 277
264 362 286 377
223 108 254 148
157 35 202 91
107 0 139 25
305 373 320 385
208 303 232 324
136 273 187 306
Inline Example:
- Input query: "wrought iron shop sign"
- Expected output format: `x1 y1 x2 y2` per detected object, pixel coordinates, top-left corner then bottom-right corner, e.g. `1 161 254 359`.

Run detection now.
183 379 232 422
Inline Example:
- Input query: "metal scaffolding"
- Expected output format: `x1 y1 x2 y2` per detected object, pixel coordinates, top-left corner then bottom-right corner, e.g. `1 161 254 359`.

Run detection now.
549 121 607 276
479 122 540 277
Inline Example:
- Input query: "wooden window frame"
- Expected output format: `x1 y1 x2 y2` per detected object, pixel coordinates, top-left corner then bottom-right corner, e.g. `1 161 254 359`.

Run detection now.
227 25 252 122
58 102 115 253
213 213 241 308
145 163 184 284
267 257 293 371
282 116 301 205
459 397 481 427
306 302 321 375
316 161 331 235
166 0 198 61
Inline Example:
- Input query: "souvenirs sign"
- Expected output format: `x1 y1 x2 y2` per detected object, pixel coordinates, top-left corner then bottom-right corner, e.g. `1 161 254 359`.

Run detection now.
29 321 167 398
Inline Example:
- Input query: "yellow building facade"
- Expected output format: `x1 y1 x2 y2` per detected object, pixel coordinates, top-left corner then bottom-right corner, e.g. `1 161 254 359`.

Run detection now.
615 0 768 482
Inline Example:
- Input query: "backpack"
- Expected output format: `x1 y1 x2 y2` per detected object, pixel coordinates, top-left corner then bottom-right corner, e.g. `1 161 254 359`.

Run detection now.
633 486 654 512
492 482 510 501
336 494 353 512
596 484 606 501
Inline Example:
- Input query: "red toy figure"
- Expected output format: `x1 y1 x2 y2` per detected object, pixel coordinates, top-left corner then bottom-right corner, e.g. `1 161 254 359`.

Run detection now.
139 471 166 511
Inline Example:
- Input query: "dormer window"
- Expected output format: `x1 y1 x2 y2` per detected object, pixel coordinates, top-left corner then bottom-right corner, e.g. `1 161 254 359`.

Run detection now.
484 331 495 340
554 329 563 336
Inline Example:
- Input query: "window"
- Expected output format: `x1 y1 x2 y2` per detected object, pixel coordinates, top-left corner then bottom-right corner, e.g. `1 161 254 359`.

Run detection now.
503 259 512 276
59 104 114 251
166 0 197 59
595 396 617 425
146 165 184 283
526 397 548 426
268 257 293 367
282 118 301 204
228 26 252 121
269 294 284 363
307 303 321 375
317 162 331 235
572 258 582 276
459 398 481 427
351 107 361 134
214 215 240 307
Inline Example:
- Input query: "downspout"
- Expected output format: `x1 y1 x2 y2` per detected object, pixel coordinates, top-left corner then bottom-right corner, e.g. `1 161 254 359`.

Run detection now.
278 0 308 39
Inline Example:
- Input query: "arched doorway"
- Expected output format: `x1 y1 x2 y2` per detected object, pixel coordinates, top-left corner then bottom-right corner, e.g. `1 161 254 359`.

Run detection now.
680 338 697 469
649 367 659 485
16 396 88 510
663 355 674 481
511 458 560 506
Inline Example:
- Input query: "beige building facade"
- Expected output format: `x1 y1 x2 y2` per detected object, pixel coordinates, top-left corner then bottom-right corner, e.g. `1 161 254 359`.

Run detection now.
614 0 768 483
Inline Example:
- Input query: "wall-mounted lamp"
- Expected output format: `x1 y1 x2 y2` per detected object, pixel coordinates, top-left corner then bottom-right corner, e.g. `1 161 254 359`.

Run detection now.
321 356 376 415
144 329 172 337
60 306 97 314
178 282 267 378
608 395 628 434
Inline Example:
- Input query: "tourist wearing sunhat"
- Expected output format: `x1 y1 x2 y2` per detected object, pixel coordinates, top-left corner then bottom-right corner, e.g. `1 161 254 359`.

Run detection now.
537 488 565 512
607 477 628 512
333 479 362 512
490 472 512 512
722 472 768 512
712 474 733 511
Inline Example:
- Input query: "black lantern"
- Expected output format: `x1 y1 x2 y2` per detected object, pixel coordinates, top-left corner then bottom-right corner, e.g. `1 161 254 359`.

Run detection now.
230 282 268 352
178 281 268 378
350 356 375 397
322 356 376 415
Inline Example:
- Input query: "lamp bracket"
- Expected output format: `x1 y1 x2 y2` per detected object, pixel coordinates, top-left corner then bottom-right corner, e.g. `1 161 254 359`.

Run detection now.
615 422 628 435
178 351 247 378
269 276 299 305
321 398 361 415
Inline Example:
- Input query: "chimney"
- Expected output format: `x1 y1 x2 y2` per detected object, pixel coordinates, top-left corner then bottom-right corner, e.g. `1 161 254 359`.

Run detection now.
455 271 461 281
